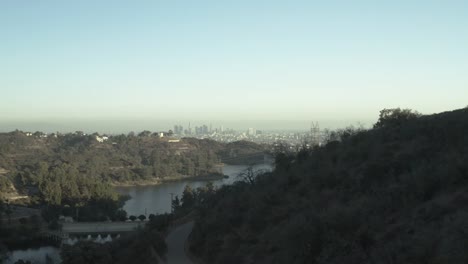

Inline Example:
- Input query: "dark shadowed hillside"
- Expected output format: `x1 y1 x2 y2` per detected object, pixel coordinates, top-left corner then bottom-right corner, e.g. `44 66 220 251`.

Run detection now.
188 108 468 264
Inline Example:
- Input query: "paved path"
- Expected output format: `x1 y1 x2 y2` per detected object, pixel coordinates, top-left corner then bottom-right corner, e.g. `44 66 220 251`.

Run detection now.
62 221 143 234
165 221 194 264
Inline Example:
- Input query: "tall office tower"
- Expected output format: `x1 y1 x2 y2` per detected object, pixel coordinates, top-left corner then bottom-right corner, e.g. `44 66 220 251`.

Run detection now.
310 122 320 146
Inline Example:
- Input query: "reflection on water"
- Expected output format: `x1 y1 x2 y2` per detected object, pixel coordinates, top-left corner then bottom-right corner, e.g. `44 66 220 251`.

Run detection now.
6 246 61 264
63 234 115 246
117 164 273 216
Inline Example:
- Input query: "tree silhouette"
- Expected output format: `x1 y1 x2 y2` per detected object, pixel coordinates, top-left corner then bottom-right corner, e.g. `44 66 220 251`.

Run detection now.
374 108 421 128
138 214 146 221
171 195 180 212
5 204 12 225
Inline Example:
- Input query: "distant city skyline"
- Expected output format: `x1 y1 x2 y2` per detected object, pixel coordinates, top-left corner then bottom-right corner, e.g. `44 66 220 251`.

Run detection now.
0 118 372 134
1 1 467 125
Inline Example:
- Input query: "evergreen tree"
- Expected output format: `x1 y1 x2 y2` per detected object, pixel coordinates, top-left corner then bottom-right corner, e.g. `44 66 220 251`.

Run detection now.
171 195 180 212
181 185 195 208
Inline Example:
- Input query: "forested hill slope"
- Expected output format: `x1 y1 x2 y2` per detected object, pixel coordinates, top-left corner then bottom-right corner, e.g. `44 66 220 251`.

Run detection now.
0 132 266 199
189 108 468 264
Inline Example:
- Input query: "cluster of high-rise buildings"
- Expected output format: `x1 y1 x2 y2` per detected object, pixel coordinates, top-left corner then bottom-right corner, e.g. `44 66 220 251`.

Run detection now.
171 122 323 148
173 123 229 136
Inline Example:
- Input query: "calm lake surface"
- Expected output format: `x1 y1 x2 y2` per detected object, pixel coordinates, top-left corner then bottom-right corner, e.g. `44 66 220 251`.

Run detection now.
5 246 61 264
117 163 273 216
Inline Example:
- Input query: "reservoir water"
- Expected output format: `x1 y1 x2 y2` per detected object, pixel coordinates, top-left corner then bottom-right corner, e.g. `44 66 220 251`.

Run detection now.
5 246 61 264
117 163 273 216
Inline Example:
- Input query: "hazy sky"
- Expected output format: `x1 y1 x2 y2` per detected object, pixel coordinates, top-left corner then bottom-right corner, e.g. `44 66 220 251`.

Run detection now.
1 1 467 131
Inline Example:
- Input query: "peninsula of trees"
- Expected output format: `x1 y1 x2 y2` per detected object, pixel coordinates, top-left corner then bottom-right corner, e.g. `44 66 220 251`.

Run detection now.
0 132 265 219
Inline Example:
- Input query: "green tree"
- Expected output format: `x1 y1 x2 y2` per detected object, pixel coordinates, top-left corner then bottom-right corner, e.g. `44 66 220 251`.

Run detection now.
4 203 13 224
171 195 180 212
41 181 62 205
181 185 195 208
374 108 421 128
148 214 156 221
138 130 152 137
129 215 137 221
0 198 4 216
115 209 127 221
138 214 146 221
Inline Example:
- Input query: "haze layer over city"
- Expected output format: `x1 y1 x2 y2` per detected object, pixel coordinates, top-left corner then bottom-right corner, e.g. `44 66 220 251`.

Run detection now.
1 1 467 133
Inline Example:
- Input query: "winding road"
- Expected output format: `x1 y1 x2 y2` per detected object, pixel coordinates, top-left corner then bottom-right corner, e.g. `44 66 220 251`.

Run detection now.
165 221 195 264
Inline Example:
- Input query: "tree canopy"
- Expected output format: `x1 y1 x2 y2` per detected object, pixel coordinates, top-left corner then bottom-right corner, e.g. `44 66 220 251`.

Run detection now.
373 108 421 128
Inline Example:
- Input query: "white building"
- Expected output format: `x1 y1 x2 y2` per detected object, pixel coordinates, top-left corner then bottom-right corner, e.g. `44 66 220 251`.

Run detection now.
95 135 109 143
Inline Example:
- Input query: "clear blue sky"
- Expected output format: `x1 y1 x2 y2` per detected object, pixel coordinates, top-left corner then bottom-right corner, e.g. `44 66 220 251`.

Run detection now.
1 1 467 131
